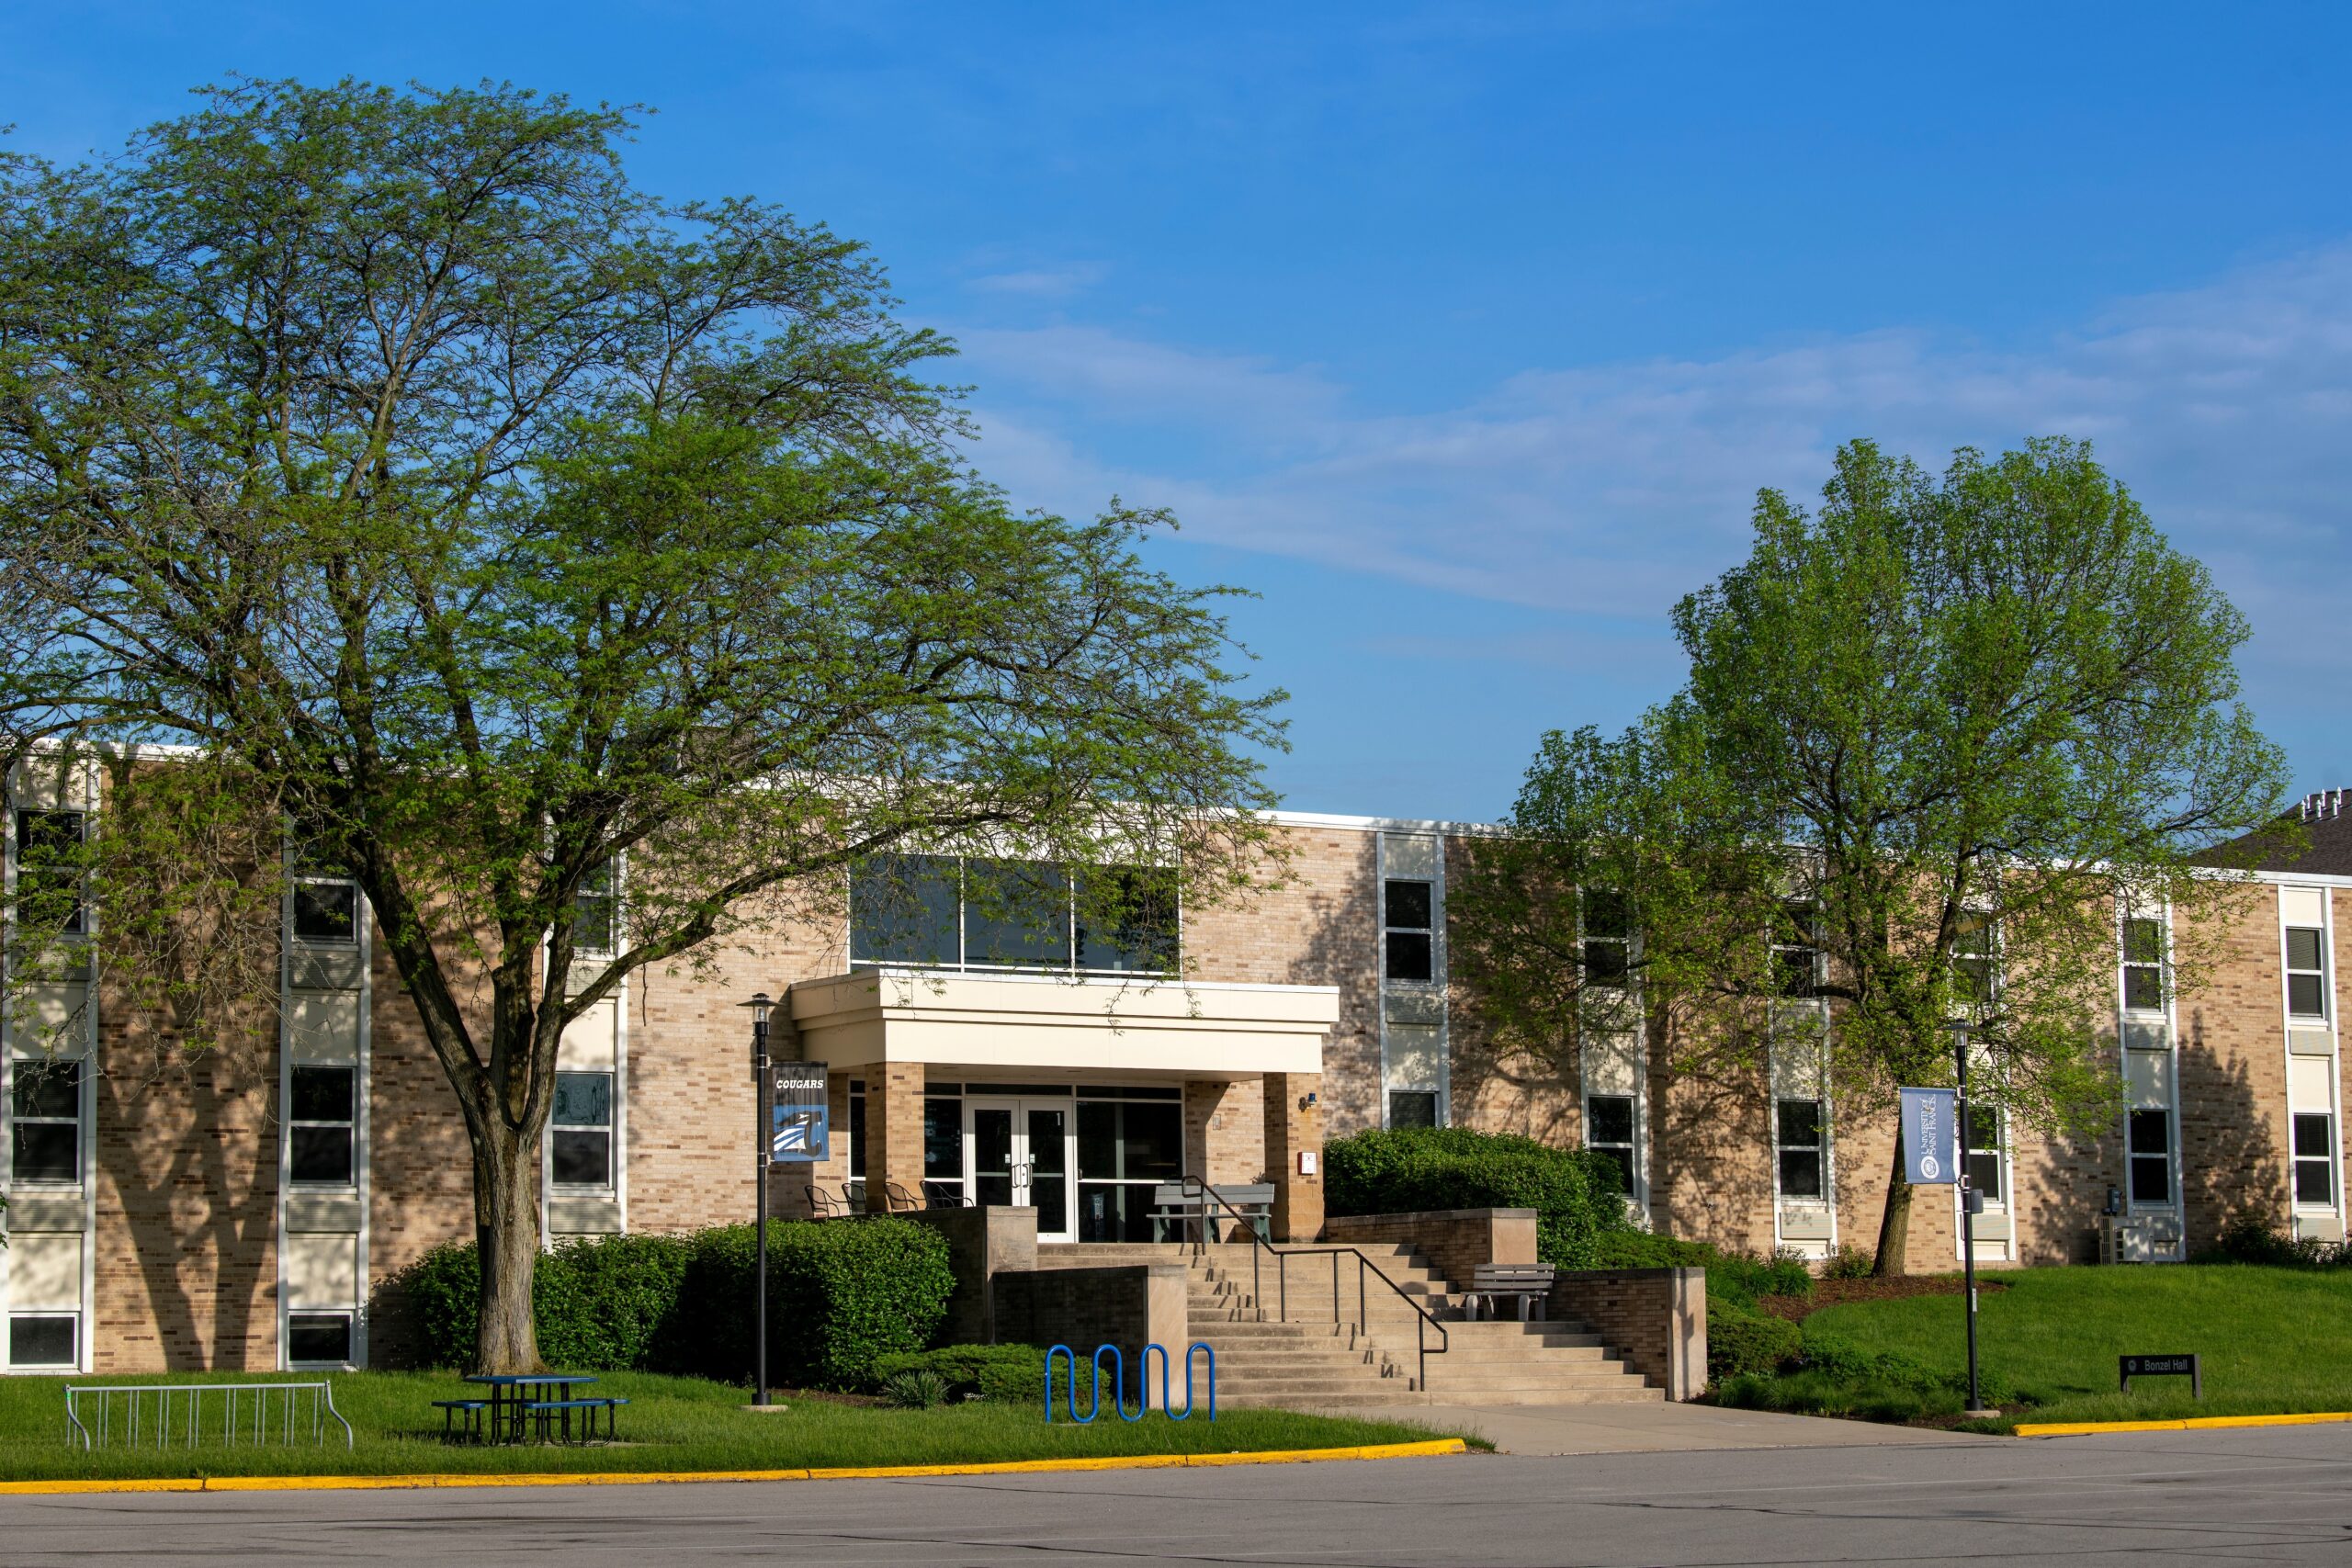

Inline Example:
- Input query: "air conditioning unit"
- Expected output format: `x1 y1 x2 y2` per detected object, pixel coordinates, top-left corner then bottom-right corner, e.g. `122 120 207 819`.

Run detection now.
2100 1213 2182 1263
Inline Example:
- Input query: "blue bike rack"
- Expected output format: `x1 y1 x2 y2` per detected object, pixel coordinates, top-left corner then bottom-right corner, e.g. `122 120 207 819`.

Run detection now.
1045 1341 1216 1423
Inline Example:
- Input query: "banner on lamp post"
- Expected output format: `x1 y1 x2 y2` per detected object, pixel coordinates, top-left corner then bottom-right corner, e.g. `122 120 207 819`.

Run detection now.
1900 1086 1958 1185
769 1062 830 1163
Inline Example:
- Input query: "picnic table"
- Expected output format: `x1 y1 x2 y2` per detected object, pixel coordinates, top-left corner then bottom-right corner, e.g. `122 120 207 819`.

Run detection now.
438 1373 626 1444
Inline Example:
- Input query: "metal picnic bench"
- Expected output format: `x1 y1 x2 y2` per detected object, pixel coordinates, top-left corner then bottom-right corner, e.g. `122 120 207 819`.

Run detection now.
1461 1263 1557 1322
1151 1181 1274 1244
438 1373 628 1444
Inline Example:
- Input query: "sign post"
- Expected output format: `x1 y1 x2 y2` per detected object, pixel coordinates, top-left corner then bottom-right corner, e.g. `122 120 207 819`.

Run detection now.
1900 1067 1995 1418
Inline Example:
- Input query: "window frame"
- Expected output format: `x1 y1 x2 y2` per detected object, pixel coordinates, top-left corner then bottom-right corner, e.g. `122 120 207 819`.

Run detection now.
2127 1107 2173 1208
571 860 620 958
1963 1104 2004 1205
285 1310 355 1369
1581 889 1631 990
1383 878 1435 983
1386 1089 1439 1130
9 1055 83 1187
2285 925 2329 1021
287 1063 357 1187
1952 910 1996 1011
1774 1098 1827 1201
2120 914 2167 1016
550 1069 616 1191
12 808 88 940
1771 901 1818 999
6 1313 78 1370
2292 1111 2335 1209
1584 1092 1637 1199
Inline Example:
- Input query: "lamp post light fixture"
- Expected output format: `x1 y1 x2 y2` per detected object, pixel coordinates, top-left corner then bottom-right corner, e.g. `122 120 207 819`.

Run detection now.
741 991 774 1407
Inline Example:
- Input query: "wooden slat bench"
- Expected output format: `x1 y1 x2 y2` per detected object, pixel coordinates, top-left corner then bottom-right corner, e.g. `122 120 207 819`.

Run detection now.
1150 1182 1275 1244
1462 1263 1556 1322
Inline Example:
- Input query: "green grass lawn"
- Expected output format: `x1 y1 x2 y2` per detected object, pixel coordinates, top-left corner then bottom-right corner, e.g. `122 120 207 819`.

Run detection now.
0 1370 1458 1483
1731 1264 2352 1432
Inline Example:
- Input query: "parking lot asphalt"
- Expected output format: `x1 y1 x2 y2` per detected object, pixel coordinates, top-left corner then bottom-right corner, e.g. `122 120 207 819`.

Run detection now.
6 1422 2350 1565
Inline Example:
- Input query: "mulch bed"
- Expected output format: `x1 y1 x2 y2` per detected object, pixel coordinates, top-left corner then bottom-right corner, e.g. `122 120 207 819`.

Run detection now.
1753 1275 2010 1323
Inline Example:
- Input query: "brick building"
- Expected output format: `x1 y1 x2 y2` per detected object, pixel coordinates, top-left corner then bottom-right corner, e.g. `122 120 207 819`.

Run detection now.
5 760 2349 1373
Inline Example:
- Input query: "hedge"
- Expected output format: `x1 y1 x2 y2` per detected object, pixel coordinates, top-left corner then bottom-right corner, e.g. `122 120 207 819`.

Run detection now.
1588 1231 1814 1307
390 1217 954 1390
1706 1298 1800 1381
872 1343 1050 1404
1321 1126 1634 1268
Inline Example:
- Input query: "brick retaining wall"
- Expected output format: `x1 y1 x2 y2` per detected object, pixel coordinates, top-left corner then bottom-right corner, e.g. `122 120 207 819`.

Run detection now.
1548 1266 1706 1401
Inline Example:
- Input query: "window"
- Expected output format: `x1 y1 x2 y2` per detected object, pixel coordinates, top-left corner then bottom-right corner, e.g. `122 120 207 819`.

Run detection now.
14 810 85 937
287 1312 352 1365
10 1057 80 1182
1776 1099 1826 1199
2121 917 2165 1012
291 844 359 944
2293 1112 2335 1207
551 1071 613 1187
848 855 1178 976
2287 927 2328 1020
1582 890 1630 988
922 1092 964 1207
1964 1105 2003 1203
1773 902 1817 998
2128 1108 2172 1205
847 1078 867 1184
1586 1094 1636 1196
1953 913 1995 1009
8 1314 75 1368
1076 866 1180 973
571 861 618 955
851 853 961 965
288 1065 356 1185
1388 1089 1439 1129
1385 879 1433 982
1077 1093 1184 1241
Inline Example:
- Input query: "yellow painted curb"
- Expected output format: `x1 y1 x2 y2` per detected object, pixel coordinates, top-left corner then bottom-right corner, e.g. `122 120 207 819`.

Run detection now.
0 1438 1467 1495
2016 1411 2352 1438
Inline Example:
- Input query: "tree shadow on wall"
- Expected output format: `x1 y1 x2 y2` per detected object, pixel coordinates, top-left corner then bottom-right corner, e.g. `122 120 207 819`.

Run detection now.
2176 1010 2287 1245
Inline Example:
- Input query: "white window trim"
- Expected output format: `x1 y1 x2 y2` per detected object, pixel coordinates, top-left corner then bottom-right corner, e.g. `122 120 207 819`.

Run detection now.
2119 902 2186 1235
1 766 100 1373
275 838 370 1372
2278 888 2343 1224
1376 835 1447 1129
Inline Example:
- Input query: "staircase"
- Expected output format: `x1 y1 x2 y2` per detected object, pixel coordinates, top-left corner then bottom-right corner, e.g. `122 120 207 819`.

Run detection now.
1034 1241 1662 1409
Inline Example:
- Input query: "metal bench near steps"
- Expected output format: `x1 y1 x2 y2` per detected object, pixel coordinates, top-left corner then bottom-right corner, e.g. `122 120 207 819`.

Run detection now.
1150 1182 1274 1244
1461 1263 1556 1322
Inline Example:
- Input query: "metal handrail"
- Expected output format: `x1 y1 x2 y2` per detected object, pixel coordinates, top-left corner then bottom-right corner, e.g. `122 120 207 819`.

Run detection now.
64 1381 353 1450
1177 1175 1448 1389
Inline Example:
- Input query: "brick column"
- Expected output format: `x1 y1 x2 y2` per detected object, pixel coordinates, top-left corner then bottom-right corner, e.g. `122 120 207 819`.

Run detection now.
1263 1070 1324 1242
867 1061 927 1211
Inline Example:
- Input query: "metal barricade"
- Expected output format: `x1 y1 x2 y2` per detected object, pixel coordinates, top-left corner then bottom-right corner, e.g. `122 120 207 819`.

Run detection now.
64 1382 354 1450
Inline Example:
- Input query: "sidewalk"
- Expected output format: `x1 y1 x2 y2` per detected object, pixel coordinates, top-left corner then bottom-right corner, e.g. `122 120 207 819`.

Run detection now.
1319 1400 1993 1456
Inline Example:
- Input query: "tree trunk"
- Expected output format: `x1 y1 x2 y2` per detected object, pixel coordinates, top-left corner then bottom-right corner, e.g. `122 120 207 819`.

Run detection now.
1872 1127 1912 1277
473 1119 546 1373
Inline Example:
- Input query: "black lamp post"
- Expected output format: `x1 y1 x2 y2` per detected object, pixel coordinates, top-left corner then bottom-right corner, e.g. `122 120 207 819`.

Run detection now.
1951 1019 1994 1417
741 991 774 1406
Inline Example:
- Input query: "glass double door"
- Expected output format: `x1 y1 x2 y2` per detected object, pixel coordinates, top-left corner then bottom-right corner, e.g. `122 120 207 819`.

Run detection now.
965 1099 1075 1241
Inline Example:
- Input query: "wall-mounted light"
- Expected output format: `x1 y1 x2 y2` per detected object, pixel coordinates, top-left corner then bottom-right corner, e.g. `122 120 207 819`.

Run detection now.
1299 1090 1318 1111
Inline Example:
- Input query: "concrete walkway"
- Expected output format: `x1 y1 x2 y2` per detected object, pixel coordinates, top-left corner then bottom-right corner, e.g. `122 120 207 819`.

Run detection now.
1320 1398 1992 1454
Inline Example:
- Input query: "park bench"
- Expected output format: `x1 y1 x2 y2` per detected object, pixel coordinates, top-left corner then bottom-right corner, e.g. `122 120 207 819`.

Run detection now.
1150 1182 1274 1245
1461 1263 1556 1322
431 1398 488 1442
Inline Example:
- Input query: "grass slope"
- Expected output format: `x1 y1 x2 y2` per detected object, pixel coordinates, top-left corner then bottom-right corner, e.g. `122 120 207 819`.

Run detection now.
1758 1264 2352 1431
0 1370 1453 1482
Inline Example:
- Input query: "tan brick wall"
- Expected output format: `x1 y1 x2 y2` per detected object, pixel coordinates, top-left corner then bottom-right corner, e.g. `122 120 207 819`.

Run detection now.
90 1001 277 1372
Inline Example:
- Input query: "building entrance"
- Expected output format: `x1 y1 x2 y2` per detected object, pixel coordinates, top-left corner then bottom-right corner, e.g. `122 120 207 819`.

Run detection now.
965 1098 1075 1242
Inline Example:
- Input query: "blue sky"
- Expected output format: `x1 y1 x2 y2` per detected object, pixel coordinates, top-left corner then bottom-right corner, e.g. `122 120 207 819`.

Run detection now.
10 4 2352 819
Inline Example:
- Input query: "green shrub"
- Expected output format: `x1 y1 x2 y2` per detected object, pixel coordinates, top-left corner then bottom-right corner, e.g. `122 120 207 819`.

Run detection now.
1706 1299 1800 1381
872 1343 1050 1404
386 1216 953 1388
2202 1217 2352 1269
1588 1232 1814 1307
879 1368 951 1409
1322 1126 1634 1268
1824 1243 1875 1280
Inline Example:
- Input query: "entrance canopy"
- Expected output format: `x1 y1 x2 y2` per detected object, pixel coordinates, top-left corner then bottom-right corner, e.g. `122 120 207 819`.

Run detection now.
786 970 1335 1079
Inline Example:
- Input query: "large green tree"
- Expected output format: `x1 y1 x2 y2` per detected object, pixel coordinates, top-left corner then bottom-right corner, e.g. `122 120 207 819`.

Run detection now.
1454 439 2288 1273
0 79 1284 1368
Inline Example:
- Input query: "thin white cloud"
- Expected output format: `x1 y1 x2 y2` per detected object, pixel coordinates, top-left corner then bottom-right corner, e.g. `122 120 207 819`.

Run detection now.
950 243 2352 703
964 263 1108 299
